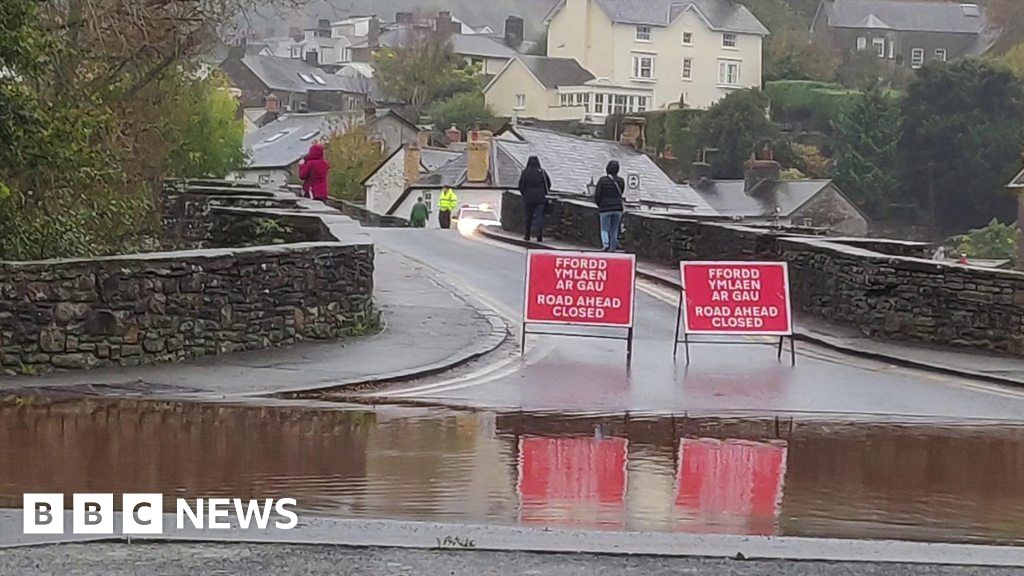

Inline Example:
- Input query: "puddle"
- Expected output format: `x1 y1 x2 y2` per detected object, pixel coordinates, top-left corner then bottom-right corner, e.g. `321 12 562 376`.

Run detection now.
2 397 1024 545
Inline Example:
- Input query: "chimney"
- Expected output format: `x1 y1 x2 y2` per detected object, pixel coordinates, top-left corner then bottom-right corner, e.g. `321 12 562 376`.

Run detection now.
619 116 646 151
446 124 463 145
265 93 280 114
404 141 422 186
466 130 493 183
436 11 454 38
304 50 318 66
416 129 430 147
227 39 247 61
504 16 525 49
396 12 414 25
690 162 713 188
318 18 331 30
368 16 380 48
744 150 781 193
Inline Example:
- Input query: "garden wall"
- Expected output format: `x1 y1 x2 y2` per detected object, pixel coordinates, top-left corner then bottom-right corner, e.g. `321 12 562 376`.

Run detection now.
0 182 375 375
502 191 1024 355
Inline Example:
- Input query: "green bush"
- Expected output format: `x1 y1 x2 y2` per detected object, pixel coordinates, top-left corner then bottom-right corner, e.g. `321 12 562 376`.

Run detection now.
953 219 1017 262
766 80 867 132
643 109 703 162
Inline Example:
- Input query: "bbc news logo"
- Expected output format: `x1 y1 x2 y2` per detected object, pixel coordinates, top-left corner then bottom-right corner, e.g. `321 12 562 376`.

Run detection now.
24 494 299 535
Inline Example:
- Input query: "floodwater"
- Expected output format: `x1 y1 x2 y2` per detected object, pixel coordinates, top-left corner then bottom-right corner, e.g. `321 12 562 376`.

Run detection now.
3 397 1024 546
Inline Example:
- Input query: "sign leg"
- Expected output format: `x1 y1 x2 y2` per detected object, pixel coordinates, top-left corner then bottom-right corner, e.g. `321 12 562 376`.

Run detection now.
777 337 784 362
790 336 796 366
673 290 683 359
626 327 634 363
684 331 691 366
521 326 527 356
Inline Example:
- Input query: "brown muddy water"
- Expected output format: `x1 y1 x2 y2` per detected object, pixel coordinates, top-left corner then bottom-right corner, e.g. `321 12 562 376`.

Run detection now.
2 397 1024 546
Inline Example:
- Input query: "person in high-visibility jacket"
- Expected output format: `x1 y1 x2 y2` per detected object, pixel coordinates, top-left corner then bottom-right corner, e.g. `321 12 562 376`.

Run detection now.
437 186 459 229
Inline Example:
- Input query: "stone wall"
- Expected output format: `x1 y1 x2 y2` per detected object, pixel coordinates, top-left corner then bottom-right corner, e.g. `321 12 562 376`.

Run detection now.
1 182 375 375
329 199 409 228
501 191 1024 356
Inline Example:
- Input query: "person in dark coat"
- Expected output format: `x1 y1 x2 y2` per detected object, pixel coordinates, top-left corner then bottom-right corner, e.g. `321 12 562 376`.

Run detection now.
518 156 551 242
594 160 625 251
298 143 330 202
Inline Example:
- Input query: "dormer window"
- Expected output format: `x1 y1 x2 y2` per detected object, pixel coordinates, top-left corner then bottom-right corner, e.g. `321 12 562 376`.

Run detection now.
636 26 652 41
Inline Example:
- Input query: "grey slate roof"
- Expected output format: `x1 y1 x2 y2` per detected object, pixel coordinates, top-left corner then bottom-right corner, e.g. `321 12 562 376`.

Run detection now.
547 0 768 34
421 148 462 172
451 34 517 59
238 55 368 94
822 0 987 33
517 56 596 89
1010 168 1024 188
244 113 338 169
686 179 832 218
496 127 717 213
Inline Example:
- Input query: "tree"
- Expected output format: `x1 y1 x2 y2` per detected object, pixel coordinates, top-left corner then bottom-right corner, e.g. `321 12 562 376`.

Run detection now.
830 88 902 216
1002 42 1024 78
164 73 246 179
954 219 1017 262
374 29 481 114
691 89 793 179
745 0 838 83
428 92 500 136
323 127 385 203
899 59 1024 233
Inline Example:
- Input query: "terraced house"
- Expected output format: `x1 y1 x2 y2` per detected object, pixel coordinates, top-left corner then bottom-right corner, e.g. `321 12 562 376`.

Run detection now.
543 0 768 115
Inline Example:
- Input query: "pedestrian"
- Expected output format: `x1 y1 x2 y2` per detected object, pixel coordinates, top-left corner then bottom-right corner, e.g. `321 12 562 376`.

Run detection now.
932 246 947 261
959 253 969 265
410 196 429 228
298 142 330 202
438 186 458 229
594 160 625 252
518 155 551 242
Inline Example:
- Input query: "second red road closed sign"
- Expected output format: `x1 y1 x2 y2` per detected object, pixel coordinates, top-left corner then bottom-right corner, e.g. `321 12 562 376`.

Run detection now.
525 250 636 327
681 261 792 335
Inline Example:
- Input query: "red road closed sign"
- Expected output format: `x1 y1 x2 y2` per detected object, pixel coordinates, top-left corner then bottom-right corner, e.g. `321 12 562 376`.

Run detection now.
681 261 792 335
525 250 636 327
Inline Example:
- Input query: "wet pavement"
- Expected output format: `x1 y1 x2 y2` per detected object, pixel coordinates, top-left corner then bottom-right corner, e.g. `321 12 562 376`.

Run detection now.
5 396 1024 547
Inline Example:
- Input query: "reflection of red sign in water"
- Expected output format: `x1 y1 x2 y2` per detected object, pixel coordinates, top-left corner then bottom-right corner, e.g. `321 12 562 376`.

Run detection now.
676 438 787 535
525 251 636 327
681 262 792 335
518 436 628 528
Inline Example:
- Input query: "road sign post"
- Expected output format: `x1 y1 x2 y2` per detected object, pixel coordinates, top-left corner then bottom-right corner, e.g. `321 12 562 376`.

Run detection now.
625 173 641 204
523 250 637 360
673 261 795 365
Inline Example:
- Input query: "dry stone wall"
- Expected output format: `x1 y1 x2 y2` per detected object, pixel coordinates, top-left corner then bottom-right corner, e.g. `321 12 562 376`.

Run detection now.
1 182 375 375
502 191 1024 355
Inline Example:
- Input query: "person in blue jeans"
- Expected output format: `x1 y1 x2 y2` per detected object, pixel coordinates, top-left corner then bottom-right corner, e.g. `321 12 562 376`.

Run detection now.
594 161 625 251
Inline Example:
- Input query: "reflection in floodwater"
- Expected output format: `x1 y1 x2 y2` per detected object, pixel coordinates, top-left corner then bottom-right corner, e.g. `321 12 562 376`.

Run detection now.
3 397 1024 545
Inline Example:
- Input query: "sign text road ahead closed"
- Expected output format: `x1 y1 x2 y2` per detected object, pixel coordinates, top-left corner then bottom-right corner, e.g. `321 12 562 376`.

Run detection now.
681 261 792 335
526 250 636 327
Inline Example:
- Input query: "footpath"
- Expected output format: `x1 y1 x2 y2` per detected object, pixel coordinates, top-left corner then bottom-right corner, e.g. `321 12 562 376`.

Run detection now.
479 225 1024 387
0 250 507 398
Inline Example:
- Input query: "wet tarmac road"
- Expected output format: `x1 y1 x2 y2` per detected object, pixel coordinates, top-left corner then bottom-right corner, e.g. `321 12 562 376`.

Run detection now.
370 229 1024 420
5 397 1024 546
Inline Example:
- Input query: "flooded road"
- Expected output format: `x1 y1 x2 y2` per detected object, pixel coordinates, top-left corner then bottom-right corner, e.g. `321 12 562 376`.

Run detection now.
5 397 1024 546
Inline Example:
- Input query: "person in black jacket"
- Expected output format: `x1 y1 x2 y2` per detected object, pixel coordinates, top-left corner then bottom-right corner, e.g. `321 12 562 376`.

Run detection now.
518 156 551 242
594 160 625 251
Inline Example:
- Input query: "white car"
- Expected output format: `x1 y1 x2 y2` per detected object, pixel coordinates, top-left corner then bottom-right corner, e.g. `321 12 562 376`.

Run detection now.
454 204 500 234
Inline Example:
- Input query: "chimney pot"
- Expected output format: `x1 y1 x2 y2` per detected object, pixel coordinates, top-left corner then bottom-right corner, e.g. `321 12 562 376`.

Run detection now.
265 93 280 113
504 16 525 49
446 124 463 145
744 158 781 193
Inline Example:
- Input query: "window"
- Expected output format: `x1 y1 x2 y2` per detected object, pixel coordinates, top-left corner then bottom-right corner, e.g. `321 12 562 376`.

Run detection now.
471 57 484 68
803 218 814 227
298 73 315 84
682 32 693 45
723 33 737 48
299 130 321 141
312 74 327 85
682 58 693 79
911 48 924 69
889 41 895 59
560 93 569 107
872 37 885 58
856 37 867 50
594 93 605 114
636 96 648 112
290 46 302 58
613 94 627 114
514 93 526 110
718 60 741 86
636 26 652 41
935 48 947 61
632 54 655 79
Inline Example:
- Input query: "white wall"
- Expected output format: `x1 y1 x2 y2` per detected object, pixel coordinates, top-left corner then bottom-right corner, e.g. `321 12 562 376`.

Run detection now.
365 148 406 215
392 188 505 229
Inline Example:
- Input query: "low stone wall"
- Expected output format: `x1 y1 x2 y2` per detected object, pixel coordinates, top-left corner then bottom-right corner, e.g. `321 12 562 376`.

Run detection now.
329 199 409 228
501 191 1024 355
1 182 375 375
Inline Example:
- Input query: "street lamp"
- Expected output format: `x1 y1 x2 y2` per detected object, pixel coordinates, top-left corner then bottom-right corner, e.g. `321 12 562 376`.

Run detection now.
586 177 596 198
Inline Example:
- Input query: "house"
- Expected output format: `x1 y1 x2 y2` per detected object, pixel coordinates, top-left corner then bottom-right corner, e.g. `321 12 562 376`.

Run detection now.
544 0 768 112
364 109 421 156
451 34 518 75
684 158 869 235
220 54 372 113
364 144 463 223
810 0 993 69
365 123 717 226
234 112 359 186
484 56 606 123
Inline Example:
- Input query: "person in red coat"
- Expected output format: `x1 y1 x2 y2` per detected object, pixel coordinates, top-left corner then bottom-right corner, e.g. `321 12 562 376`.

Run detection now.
299 142 330 201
